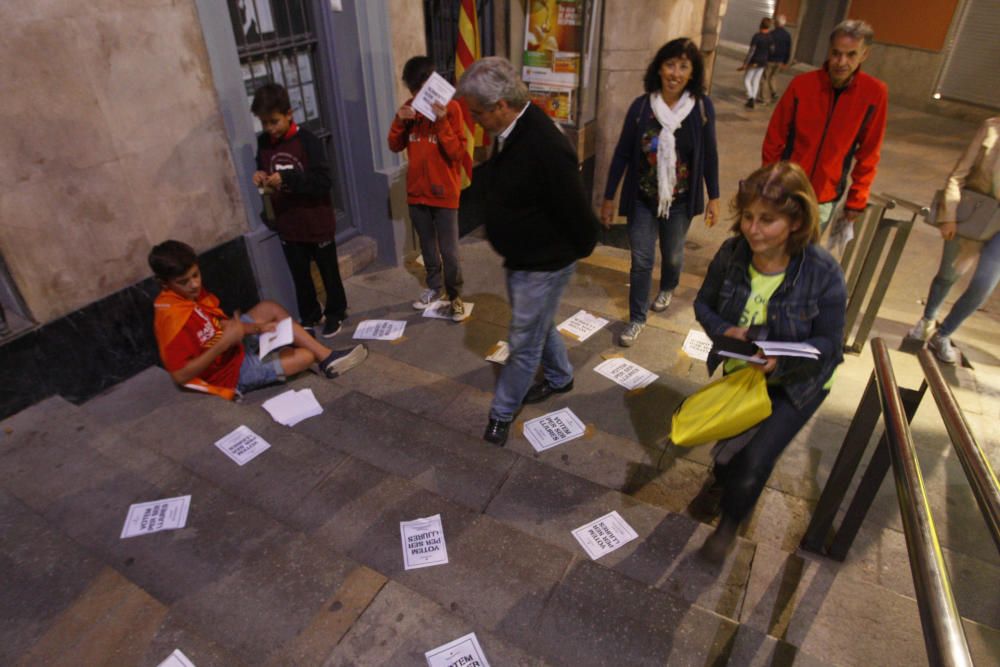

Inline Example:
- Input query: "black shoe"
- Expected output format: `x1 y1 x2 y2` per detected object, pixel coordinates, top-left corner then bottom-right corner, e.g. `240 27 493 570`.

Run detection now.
320 344 368 378
688 475 724 522
483 418 511 447
321 317 343 338
698 515 739 564
523 379 574 405
745 98 755 109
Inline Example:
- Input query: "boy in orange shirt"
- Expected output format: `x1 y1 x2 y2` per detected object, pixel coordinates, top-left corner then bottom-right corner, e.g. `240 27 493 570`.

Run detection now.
388 56 468 321
150 240 366 399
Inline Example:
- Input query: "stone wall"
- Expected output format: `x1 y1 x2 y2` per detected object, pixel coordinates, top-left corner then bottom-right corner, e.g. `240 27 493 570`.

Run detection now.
388 0 427 106
0 1 247 324
594 0 706 211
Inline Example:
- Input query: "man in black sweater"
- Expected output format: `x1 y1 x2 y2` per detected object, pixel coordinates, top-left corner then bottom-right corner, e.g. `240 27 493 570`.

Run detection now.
457 57 599 447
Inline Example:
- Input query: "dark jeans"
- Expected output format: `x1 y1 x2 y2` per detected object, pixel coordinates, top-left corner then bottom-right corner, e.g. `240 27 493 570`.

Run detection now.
281 238 348 325
714 384 828 521
627 200 691 323
410 204 463 299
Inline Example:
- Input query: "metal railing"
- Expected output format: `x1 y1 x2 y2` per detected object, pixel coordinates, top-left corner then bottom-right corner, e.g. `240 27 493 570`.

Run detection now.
840 194 928 353
801 338 1000 666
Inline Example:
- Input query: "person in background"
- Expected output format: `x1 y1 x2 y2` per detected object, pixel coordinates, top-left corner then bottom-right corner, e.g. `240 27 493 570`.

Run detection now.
388 56 469 321
457 57 599 447
738 18 773 109
762 19 887 235
692 162 846 562
763 14 792 103
601 38 720 347
907 117 1000 364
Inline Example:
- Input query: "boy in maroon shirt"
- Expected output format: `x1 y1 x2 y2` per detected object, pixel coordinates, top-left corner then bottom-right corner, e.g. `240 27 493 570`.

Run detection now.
252 84 348 338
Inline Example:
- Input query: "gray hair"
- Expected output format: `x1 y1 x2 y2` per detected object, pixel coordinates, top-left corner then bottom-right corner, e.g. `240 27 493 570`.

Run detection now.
774 14 786 28
830 19 874 47
457 56 530 108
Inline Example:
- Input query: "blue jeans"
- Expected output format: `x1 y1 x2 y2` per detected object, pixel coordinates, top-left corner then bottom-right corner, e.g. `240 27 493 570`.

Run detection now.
236 314 285 394
627 200 691 323
489 263 576 422
923 232 1000 337
410 204 463 299
714 385 827 521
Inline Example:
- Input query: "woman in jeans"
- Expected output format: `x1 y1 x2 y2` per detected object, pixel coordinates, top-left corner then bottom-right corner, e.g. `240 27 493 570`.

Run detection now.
908 117 1000 364
692 162 846 562
601 38 720 347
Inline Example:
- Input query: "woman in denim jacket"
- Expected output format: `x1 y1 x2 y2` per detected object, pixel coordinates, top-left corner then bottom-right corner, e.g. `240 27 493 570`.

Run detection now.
693 162 847 562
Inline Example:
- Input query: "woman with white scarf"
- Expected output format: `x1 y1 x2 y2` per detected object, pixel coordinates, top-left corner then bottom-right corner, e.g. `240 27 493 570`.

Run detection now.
602 38 721 347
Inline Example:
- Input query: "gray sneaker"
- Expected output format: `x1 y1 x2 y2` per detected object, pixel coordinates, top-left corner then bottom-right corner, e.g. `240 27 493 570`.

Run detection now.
907 317 933 341
620 321 644 347
651 290 673 312
929 333 959 365
412 288 440 310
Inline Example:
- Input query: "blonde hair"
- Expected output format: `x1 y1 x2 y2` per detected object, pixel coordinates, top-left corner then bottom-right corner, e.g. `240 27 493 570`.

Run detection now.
730 162 821 255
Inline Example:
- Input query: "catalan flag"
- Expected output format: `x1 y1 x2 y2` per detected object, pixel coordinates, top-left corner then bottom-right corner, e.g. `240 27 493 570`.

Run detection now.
455 0 487 188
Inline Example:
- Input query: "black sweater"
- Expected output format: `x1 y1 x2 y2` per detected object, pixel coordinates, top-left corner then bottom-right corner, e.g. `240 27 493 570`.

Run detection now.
479 103 599 271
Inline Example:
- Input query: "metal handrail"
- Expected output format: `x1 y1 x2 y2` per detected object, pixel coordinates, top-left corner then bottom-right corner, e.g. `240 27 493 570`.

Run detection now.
871 339 974 667
918 348 1000 554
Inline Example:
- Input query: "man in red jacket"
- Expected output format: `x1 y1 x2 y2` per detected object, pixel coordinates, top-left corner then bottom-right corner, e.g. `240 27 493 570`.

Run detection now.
388 56 469 321
762 20 887 234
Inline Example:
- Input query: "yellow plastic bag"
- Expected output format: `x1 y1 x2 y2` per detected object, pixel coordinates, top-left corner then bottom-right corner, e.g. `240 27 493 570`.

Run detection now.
670 367 772 447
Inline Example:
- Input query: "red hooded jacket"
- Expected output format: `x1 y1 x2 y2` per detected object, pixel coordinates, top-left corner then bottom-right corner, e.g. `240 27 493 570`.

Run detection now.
387 99 466 209
763 66 888 211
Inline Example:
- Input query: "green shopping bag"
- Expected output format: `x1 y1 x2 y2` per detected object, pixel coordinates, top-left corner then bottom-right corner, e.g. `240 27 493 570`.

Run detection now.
670 367 772 447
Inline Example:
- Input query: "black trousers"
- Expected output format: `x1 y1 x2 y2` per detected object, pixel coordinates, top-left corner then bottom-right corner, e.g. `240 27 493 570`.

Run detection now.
280 238 348 325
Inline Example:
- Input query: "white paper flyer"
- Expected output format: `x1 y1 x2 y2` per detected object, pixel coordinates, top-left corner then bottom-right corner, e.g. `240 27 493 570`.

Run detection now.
120 495 191 539
522 408 586 452
400 514 449 570
214 425 271 466
571 510 639 560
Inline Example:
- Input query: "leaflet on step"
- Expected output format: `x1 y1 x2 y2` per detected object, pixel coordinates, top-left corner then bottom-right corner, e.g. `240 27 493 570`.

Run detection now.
400 514 449 570
425 632 491 667
353 319 407 341
261 388 323 426
121 495 191 539
214 425 271 466
557 310 609 342
157 649 196 667
571 510 638 560
522 408 586 452
593 357 658 390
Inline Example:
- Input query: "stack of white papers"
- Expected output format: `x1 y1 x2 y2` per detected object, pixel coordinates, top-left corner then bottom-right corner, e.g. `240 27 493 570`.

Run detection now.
258 317 293 359
557 310 609 342
594 357 658 390
425 633 491 667
121 495 191 539
756 340 821 359
353 319 407 341
400 514 449 570
261 388 323 426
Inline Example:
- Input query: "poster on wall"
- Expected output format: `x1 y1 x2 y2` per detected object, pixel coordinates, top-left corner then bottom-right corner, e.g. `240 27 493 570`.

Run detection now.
528 85 573 123
523 0 584 88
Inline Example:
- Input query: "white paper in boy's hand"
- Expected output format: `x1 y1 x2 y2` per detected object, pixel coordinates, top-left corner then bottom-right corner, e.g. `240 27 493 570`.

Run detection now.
682 329 713 361
557 310 609 342
258 317 293 359
594 357 658 390
523 408 587 452
425 632 491 667
121 496 191 539
571 510 639 560
157 649 196 667
422 300 474 320
411 72 456 121
400 514 449 570
353 319 407 341
214 425 271 466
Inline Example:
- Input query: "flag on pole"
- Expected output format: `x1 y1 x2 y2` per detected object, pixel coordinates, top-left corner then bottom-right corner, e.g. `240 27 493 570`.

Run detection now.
455 0 487 188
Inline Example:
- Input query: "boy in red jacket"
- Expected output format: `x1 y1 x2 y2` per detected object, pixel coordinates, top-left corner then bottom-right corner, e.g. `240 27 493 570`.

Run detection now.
388 57 469 321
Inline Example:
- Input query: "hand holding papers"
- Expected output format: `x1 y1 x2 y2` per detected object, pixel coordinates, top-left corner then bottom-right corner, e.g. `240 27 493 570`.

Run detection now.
258 317 293 359
411 72 456 121
572 511 638 560
558 310 609 342
121 495 191 539
710 334 821 364
425 633 491 667
523 408 586 452
214 425 271 466
594 358 658 390
261 388 323 426
400 514 449 570
353 319 406 341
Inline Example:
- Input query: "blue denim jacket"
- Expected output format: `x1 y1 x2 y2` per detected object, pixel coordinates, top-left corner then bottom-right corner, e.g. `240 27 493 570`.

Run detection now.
694 236 847 411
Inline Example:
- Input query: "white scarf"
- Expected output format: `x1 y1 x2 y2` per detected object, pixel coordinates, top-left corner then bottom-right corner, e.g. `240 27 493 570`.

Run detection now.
650 90 696 217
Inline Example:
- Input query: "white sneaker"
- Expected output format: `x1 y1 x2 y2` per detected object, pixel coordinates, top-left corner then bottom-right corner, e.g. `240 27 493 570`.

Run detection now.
412 288 440 310
929 333 959 364
907 317 934 341
620 321 644 347
651 290 672 312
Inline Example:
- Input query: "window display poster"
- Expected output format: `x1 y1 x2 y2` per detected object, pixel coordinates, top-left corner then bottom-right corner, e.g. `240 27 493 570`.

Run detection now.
529 85 573 123
523 0 585 88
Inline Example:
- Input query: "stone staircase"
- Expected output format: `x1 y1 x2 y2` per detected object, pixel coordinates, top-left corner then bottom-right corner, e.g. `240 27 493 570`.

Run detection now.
3 239 998 666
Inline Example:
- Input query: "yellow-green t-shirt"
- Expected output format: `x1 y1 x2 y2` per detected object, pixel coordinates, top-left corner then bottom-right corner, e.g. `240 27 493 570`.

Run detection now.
724 265 785 375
